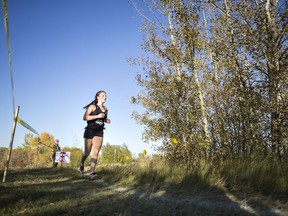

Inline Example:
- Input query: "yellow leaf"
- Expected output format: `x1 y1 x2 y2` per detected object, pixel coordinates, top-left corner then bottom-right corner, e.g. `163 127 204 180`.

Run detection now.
143 149 147 155
171 138 178 146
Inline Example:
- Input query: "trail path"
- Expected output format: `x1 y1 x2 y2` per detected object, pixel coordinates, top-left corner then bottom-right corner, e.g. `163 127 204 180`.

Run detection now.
1 168 287 216
91 178 288 216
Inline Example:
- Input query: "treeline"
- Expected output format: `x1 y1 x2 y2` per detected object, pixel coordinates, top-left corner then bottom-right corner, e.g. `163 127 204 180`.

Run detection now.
0 133 134 169
130 0 288 167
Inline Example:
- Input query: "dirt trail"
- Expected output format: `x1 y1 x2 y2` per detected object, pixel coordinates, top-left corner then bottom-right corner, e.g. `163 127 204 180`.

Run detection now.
93 178 288 216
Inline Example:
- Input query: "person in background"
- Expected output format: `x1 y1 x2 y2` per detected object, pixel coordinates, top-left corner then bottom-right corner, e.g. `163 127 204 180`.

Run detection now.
52 139 61 167
80 90 111 180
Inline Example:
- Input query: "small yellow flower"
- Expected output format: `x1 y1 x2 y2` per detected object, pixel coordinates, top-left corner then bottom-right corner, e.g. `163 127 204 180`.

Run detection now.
126 156 130 160
171 138 178 146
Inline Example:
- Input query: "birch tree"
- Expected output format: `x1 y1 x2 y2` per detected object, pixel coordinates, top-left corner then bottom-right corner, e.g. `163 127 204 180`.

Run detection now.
209 0 288 159
130 0 288 165
130 0 213 166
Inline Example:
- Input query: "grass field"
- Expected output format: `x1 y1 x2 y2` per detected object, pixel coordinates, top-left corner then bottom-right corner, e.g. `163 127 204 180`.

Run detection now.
1 164 288 216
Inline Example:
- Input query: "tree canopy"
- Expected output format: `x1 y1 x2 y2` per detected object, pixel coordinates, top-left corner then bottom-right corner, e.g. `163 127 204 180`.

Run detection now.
130 0 288 167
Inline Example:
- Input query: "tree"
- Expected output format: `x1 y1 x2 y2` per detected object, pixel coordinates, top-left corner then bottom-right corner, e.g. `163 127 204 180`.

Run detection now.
130 0 217 166
21 132 55 167
130 0 288 166
101 143 132 164
209 0 288 159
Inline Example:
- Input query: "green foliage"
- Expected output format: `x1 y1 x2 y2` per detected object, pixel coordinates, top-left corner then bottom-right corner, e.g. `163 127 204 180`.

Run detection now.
130 0 288 166
6 132 79 168
101 143 132 164
4 145 85 169
61 147 83 168
0 147 8 169
20 132 56 167
7 133 135 170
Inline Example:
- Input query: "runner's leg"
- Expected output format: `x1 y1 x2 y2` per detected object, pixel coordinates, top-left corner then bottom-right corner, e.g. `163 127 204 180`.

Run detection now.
80 138 93 173
89 136 103 174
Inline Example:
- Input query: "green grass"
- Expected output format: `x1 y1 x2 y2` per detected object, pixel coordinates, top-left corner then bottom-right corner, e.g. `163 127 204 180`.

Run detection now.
218 158 288 196
1 158 287 216
100 157 288 196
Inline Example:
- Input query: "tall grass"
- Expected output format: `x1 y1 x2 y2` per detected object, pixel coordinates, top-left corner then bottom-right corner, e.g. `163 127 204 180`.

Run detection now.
98 157 223 196
218 158 288 196
98 156 288 196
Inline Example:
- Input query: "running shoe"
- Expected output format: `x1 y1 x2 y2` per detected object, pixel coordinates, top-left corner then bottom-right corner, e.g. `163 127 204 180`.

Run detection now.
88 172 98 180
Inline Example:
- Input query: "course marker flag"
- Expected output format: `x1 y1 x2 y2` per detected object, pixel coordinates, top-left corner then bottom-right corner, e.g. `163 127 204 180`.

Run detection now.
16 117 39 135
55 151 70 163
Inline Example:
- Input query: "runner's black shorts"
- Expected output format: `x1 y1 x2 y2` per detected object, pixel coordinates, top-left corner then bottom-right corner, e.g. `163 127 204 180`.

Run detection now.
83 127 104 138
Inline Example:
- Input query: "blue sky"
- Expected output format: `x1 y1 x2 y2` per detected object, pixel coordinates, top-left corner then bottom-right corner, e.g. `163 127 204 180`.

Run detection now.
0 1 154 156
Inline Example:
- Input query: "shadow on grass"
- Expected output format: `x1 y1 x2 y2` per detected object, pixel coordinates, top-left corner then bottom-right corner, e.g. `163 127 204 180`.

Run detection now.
0 167 283 216
99 165 283 216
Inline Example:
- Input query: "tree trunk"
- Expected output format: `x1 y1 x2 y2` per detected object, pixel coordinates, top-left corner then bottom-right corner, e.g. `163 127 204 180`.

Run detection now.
265 0 282 159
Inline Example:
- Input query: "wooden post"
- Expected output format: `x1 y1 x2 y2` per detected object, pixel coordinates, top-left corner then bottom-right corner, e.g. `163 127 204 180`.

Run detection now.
3 106 20 183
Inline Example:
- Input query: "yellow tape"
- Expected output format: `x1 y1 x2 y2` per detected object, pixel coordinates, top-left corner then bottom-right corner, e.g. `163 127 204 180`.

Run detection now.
16 117 39 135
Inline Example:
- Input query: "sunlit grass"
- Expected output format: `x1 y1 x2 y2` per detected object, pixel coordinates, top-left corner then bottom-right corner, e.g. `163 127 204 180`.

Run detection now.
1 157 287 215
98 157 225 197
98 156 288 197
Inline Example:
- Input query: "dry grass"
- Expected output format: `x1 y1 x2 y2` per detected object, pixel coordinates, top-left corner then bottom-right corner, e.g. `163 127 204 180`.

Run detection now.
0 160 288 216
